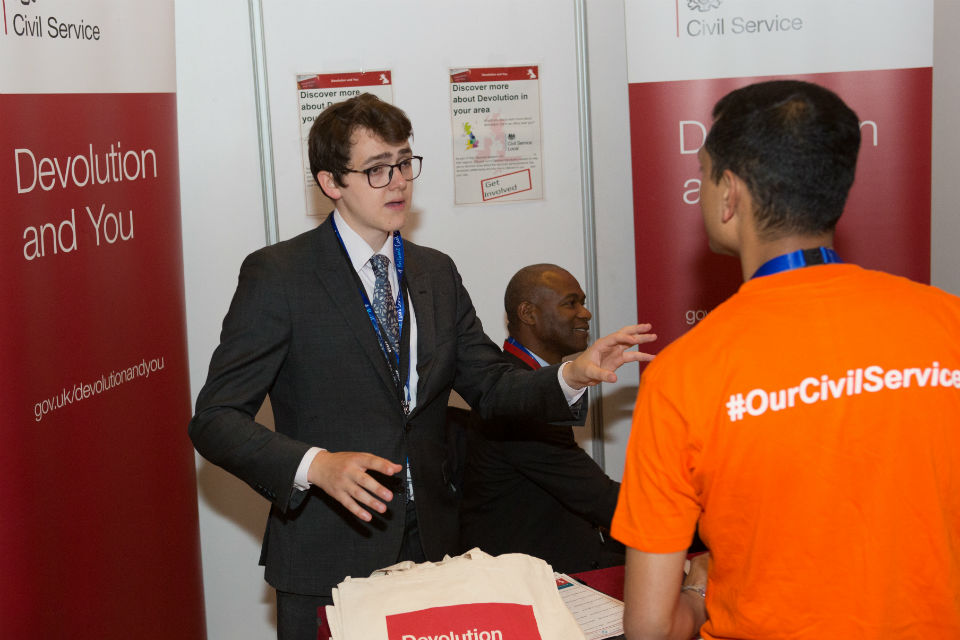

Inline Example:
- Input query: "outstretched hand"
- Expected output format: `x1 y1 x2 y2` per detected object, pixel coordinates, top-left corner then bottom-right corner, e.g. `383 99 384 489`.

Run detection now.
307 450 403 521
563 323 657 389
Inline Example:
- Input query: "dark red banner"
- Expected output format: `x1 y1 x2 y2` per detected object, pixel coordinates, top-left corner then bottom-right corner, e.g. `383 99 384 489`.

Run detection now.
0 93 205 639
629 68 932 349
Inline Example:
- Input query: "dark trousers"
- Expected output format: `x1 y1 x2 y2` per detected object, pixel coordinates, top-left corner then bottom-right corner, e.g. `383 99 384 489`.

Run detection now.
275 500 425 640
276 591 332 640
398 499 427 564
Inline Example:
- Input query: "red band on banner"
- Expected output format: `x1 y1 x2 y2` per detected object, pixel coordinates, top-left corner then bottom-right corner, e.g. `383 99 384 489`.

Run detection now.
629 68 932 351
386 602 543 640
298 71 392 89
450 66 539 83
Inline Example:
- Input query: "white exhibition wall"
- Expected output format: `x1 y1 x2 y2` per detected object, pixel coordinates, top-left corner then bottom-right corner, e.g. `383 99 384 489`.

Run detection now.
176 1 960 638
177 3 273 638
932 2 960 296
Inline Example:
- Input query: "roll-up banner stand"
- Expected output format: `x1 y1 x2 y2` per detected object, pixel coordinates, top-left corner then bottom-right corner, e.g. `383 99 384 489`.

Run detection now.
625 1 933 349
0 2 206 638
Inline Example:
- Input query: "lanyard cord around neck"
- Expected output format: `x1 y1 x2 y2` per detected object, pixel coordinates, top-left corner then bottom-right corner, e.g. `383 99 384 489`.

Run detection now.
751 247 842 279
503 337 542 370
330 216 410 412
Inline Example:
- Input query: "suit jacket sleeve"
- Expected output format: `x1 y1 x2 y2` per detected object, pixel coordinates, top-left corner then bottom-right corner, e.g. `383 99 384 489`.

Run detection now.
188 247 310 511
425 251 582 424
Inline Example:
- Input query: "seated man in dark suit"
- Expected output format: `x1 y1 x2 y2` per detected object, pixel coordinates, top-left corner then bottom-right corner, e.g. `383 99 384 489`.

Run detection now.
460 264 626 574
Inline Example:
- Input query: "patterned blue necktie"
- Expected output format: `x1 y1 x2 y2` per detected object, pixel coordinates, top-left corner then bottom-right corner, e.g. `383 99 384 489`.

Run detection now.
369 254 400 355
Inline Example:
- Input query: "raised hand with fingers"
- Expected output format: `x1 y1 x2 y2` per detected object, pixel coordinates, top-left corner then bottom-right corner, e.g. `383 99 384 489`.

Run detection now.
563 323 657 389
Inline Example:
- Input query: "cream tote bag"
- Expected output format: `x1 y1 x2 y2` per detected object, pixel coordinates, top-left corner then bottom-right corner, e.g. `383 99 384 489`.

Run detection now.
325 548 586 640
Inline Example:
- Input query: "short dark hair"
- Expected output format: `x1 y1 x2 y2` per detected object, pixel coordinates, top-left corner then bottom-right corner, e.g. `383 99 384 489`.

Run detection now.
504 263 564 328
703 80 861 237
308 93 412 188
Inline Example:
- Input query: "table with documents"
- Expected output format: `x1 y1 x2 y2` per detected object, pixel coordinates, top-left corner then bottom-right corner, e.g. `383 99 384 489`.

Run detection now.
556 567 625 640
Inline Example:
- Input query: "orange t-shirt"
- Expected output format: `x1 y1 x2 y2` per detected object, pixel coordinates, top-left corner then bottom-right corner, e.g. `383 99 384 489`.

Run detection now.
612 264 960 639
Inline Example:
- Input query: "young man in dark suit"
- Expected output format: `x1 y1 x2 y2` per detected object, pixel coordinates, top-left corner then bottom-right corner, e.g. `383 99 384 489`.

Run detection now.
189 94 656 640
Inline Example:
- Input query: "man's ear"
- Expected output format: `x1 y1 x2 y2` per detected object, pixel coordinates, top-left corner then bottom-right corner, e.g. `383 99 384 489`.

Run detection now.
720 169 744 223
517 301 538 327
316 171 342 201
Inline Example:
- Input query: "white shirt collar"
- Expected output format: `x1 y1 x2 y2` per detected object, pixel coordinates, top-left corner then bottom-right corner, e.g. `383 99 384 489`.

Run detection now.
529 350 550 368
332 210 394 272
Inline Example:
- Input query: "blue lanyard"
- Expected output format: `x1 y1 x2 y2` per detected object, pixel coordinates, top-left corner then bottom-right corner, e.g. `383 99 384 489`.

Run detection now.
331 217 411 409
751 247 842 279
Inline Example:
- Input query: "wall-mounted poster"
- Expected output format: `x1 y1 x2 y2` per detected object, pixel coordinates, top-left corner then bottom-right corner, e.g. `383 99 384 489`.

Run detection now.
449 66 543 205
297 71 393 216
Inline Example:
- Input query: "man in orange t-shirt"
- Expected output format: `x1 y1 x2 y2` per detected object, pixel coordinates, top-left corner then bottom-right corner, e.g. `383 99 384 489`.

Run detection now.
611 80 960 639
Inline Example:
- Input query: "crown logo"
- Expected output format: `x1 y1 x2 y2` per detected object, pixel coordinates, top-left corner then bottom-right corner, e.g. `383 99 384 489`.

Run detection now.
688 0 723 12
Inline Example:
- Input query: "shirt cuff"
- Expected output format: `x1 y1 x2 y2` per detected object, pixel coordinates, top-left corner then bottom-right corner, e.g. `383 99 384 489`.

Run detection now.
558 361 586 404
294 446 324 490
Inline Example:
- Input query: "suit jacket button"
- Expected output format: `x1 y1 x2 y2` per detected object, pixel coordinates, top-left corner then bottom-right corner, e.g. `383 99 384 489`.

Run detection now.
404 423 412 433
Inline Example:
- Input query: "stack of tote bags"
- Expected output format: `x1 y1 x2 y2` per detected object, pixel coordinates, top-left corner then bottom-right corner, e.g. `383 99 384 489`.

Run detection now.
325 548 586 640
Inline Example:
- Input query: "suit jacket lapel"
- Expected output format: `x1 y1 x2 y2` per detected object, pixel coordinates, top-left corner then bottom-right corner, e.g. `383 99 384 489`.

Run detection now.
311 219 398 399
404 245 437 403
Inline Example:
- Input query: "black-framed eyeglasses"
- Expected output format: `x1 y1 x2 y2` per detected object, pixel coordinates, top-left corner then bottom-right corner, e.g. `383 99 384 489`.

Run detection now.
344 156 423 188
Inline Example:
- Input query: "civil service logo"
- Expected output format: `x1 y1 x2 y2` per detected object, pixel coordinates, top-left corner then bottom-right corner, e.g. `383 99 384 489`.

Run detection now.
688 0 723 12
681 0 805 39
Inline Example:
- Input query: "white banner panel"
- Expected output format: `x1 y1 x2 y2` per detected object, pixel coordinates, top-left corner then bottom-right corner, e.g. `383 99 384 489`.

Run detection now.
626 0 933 83
0 0 175 93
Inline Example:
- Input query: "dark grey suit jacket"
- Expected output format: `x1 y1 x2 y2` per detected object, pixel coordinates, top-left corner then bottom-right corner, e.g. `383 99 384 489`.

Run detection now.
189 217 582 595
459 350 623 574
